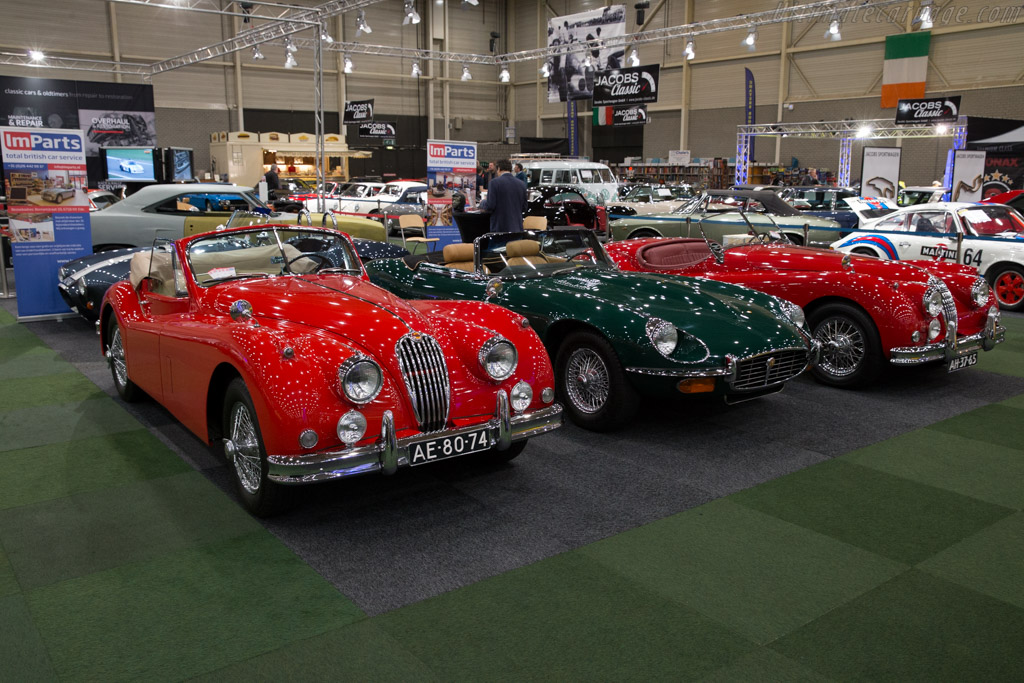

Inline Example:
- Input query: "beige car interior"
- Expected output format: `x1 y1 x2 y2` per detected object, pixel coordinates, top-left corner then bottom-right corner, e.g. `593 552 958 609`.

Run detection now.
505 239 565 268
523 216 548 231
442 243 482 272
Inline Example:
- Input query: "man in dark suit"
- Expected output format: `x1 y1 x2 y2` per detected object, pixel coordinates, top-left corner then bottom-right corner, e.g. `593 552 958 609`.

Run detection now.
478 159 526 233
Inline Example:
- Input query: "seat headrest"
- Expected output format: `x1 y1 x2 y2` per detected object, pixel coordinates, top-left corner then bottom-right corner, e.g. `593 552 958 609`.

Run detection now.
506 240 541 258
442 242 475 263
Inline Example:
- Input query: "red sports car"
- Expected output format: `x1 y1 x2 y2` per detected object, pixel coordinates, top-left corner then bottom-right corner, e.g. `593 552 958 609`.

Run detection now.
605 236 1004 387
99 224 563 516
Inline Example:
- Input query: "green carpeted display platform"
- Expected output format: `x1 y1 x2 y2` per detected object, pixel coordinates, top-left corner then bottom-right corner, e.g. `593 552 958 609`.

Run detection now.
1 308 1023 681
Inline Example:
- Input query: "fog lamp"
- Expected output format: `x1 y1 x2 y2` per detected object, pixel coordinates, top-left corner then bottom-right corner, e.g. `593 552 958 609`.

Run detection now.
510 381 532 413
928 318 942 341
337 410 367 445
299 429 319 449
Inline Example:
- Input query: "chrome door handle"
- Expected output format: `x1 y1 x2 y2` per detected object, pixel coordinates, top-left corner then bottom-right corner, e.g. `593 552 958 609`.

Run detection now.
898 242 911 248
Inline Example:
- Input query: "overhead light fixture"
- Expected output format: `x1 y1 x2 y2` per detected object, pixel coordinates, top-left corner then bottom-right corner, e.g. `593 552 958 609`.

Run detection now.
461 64 472 81
499 64 510 83
343 55 353 74
320 26 334 44
403 0 420 25
684 38 695 60
251 45 265 61
856 124 873 138
539 62 551 78
489 31 500 53
355 10 372 36
462 0 479 6
28 50 45 62
825 17 841 41
436 0 443 5
743 28 757 50
284 52 298 69
582 52 593 68
936 123 949 134
916 1 934 29
284 36 297 53
628 48 640 67
411 60 421 78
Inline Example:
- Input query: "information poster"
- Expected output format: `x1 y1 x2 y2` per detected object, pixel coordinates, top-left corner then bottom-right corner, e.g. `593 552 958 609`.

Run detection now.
950 150 986 201
1 127 91 320
860 147 902 199
426 139 477 251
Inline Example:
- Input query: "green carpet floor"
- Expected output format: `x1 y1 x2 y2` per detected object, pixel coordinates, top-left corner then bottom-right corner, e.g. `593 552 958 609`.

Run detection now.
1 309 1023 681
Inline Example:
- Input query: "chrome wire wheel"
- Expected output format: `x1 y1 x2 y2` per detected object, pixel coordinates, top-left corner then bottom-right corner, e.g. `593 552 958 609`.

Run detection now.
229 402 263 495
815 317 865 378
565 347 610 414
109 327 128 389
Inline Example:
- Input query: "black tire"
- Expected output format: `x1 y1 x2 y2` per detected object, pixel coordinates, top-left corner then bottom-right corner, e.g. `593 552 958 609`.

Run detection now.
989 265 1024 312
809 303 883 388
628 229 659 240
851 247 878 258
107 321 143 402
222 378 292 517
555 330 638 431
482 440 528 465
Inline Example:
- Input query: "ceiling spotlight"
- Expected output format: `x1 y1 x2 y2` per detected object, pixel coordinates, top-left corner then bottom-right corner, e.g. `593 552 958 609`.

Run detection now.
28 50 46 62
582 52 593 68
355 10 372 36
936 123 949 134
825 18 841 41
916 1 934 29
403 0 421 25
284 36 297 53
411 60 421 78
489 31 500 53
684 38 695 60
320 26 334 44
436 0 443 5
284 52 298 69
856 124 873 138
461 0 479 6
743 28 757 50
251 45 265 61
461 64 472 81
499 64 510 83
628 48 640 67
343 55 353 74
539 62 551 78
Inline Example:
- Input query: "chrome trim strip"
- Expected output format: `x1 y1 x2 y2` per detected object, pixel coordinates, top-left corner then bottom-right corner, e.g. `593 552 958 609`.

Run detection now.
889 325 1005 365
625 366 733 378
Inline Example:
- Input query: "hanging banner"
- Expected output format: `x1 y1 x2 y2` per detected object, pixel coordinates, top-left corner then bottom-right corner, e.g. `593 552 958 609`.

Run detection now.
358 121 397 138
592 65 660 106
592 104 648 126
860 146 902 199
895 96 961 126
950 150 986 201
425 139 477 251
744 68 756 165
1 127 92 320
567 100 579 157
546 5 626 102
343 99 374 124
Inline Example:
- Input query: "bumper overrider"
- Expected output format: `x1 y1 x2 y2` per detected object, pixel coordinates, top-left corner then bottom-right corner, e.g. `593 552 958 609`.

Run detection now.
262 391 563 485
890 307 1005 365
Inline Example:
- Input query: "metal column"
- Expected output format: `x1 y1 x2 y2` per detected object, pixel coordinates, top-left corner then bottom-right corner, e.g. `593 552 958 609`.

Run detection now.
735 133 751 185
314 21 325 213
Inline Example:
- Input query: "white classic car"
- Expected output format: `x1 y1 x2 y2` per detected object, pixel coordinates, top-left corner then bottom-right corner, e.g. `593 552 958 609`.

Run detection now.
303 181 385 213
334 181 428 218
832 200 1024 310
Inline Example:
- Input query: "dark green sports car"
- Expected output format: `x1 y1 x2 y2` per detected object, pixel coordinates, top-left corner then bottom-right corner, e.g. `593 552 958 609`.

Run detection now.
365 229 818 430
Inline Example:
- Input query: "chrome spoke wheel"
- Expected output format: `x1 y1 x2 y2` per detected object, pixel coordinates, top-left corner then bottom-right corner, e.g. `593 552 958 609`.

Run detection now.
815 317 865 378
565 347 610 414
109 327 128 389
229 402 263 495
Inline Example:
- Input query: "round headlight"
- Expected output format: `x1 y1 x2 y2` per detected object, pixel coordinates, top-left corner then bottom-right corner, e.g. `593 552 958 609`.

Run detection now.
338 356 383 404
336 410 367 445
479 338 517 381
924 289 943 318
646 318 678 357
778 299 805 328
928 318 942 341
972 278 990 308
510 381 533 413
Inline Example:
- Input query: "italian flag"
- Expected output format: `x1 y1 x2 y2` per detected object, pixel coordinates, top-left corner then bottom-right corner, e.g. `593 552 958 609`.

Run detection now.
593 107 614 126
881 32 930 108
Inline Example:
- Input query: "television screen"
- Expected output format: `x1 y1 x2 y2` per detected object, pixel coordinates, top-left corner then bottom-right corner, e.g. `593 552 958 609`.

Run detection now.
104 147 157 182
170 148 193 181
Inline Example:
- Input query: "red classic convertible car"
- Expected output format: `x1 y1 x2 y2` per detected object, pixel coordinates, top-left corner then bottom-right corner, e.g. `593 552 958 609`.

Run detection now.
605 236 1004 387
99 225 563 516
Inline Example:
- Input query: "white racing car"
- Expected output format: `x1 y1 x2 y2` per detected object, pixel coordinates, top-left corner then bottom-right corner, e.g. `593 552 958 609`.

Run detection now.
334 180 428 219
832 199 1024 310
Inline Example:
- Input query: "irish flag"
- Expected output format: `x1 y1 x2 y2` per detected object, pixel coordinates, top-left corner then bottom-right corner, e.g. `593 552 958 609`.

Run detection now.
881 32 930 108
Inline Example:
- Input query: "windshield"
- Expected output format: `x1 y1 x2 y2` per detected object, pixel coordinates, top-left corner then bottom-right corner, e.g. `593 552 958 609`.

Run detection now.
958 206 1024 237
380 184 405 197
476 229 615 279
187 227 361 286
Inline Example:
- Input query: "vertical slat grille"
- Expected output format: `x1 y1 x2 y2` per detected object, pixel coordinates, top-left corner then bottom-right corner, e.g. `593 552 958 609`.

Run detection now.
732 349 808 390
395 334 450 433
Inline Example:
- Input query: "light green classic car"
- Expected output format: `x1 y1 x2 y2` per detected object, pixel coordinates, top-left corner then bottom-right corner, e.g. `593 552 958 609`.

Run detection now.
608 189 843 247
365 228 818 431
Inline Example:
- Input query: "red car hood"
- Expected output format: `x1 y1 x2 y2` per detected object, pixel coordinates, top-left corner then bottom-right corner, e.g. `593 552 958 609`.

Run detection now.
727 244 965 282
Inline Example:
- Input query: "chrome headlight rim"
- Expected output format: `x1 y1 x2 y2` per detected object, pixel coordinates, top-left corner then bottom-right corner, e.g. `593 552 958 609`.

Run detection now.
778 299 806 329
336 409 368 446
923 288 943 318
479 336 517 381
510 381 533 413
337 354 383 405
645 317 679 358
928 317 942 341
971 278 990 308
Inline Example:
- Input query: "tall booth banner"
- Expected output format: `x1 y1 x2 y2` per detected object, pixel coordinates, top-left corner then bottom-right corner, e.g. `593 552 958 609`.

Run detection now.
426 140 477 251
545 5 626 103
567 100 579 156
343 99 374 124
1 127 92 320
950 150 986 201
860 147 902 199
592 65 659 106
744 68 756 165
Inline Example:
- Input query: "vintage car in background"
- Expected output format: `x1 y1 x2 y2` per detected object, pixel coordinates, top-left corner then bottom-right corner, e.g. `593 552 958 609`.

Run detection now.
607 185 695 217
335 181 428 218
41 187 77 204
99 224 563 516
833 201 1024 311
982 190 1024 213
86 189 122 212
897 185 947 206
88 183 387 250
778 186 875 232
609 190 843 247
525 185 608 235
366 228 816 431
312 181 386 213
606 235 1003 387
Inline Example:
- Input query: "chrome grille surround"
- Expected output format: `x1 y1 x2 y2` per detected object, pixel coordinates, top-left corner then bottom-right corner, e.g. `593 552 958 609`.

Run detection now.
731 347 809 391
394 333 451 433
926 276 958 346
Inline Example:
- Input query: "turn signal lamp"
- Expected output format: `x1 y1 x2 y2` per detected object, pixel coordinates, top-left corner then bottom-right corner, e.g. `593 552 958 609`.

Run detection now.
677 378 716 394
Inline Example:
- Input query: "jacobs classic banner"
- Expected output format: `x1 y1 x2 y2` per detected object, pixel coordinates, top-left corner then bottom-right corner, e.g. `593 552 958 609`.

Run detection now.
592 65 659 106
343 99 374 124
861 146 903 199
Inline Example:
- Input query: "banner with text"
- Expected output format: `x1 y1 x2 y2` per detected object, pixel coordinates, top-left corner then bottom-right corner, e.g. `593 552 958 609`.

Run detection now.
426 139 477 250
950 150 986 201
344 99 374 124
895 96 960 125
358 121 396 138
1 127 92 319
592 64 659 106
593 104 648 126
860 146 903 199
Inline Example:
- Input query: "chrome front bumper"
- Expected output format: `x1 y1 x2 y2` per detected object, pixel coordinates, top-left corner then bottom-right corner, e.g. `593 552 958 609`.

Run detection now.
263 392 563 485
889 324 1005 365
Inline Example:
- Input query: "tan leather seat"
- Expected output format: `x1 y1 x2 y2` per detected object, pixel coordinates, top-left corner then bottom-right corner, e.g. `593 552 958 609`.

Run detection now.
442 243 477 272
506 239 565 267
523 215 547 231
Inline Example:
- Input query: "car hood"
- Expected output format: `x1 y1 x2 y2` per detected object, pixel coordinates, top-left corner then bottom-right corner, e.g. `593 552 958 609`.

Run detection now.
727 244 934 282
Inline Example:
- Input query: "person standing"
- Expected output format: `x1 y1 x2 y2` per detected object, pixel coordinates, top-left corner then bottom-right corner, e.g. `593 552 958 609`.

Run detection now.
264 164 281 192
514 163 528 185
478 159 526 233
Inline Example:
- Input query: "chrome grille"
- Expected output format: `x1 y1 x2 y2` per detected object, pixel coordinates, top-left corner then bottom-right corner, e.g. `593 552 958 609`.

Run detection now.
733 348 808 390
929 277 959 343
395 333 450 433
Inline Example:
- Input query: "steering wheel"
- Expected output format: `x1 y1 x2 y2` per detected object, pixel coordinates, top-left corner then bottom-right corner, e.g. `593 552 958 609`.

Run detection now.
285 252 333 273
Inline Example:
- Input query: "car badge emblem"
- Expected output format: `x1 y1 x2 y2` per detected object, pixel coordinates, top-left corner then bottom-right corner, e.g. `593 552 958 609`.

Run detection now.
411 331 423 341
766 357 776 370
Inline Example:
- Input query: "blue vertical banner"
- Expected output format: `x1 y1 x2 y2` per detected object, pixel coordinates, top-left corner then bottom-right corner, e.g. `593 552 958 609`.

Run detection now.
744 68 756 165
567 100 579 157
425 139 478 251
1 127 92 320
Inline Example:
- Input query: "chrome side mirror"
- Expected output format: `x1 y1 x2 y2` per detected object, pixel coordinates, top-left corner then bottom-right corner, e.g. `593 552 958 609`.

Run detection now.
485 278 503 300
229 299 254 322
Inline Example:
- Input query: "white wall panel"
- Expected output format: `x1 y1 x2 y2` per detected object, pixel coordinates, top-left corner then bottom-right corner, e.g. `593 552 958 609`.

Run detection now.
788 43 880 101
0 0 111 55
689 56 779 110
115 3 227 59
929 25 1022 86
151 67 230 110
